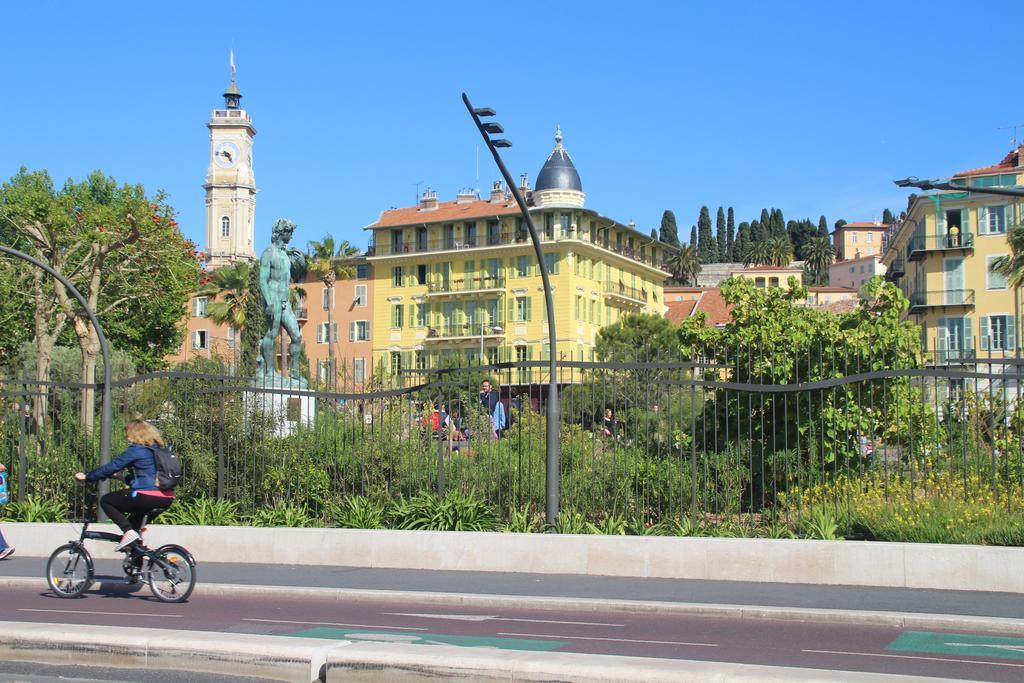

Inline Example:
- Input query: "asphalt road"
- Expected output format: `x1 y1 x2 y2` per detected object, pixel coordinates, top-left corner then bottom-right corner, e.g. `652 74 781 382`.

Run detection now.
4 580 1024 681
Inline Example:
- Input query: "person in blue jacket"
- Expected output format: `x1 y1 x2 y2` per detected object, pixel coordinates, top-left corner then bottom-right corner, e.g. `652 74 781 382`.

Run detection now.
74 420 175 551
0 461 12 560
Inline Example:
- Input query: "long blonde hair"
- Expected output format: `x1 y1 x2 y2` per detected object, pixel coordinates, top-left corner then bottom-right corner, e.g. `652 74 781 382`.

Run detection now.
125 419 164 447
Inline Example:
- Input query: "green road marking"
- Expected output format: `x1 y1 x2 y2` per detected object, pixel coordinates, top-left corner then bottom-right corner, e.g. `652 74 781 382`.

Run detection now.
288 627 566 652
889 630 1024 661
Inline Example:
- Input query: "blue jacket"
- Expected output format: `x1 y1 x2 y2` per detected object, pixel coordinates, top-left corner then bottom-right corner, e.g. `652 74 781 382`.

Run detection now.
85 444 158 492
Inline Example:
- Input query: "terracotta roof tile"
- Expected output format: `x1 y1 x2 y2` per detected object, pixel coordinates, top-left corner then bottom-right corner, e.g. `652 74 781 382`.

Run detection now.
821 299 858 315
954 147 1021 178
808 286 857 293
665 299 698 324
694 288 734 326
368 199 520 228
839 222 890 229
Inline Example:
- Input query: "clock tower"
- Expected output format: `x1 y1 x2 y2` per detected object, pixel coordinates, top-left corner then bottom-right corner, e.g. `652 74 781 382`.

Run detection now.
204 57 257 268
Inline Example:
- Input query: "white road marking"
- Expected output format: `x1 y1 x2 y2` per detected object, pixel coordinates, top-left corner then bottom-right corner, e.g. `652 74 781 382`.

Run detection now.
384 612 622 627
242 617 426 631
947 642 1024 653
802 648 1024 669
498 631 717 647
19 608 183 618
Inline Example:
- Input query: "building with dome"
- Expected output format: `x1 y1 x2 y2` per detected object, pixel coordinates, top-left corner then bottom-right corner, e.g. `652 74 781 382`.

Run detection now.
364 128 675 381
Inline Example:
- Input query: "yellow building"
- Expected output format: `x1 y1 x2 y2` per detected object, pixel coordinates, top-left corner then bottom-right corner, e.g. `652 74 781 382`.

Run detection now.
833 221 889 261
728 266 803 289
364 129 673 380
882 144 1022 369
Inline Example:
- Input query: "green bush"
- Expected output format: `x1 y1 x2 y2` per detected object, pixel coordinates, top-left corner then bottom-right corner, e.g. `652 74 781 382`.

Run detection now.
1 495 68 522
327 495 386 529
249 502 320 528
158 498 241 526
389 492 499 532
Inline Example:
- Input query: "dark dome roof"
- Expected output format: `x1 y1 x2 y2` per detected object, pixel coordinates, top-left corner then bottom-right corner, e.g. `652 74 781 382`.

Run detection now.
535 127 582 192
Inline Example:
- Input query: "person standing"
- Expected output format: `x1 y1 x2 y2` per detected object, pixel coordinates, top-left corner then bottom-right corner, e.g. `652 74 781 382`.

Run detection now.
480 379 506 438
0 461 14 559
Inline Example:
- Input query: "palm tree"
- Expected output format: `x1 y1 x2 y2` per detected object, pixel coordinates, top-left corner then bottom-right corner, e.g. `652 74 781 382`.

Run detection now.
991 223 1024 289
766 235 794 267
743 240 772 267
197 261 250 365
803 235 835 284
306 235 359 386
666 245 701 285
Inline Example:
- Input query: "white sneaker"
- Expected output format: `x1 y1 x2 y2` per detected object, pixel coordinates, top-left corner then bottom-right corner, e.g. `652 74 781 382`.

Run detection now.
115 530 140 551
0 547 14 560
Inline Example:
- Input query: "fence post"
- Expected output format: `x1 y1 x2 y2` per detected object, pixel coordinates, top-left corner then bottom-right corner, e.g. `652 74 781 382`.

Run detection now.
17 368 28 503
436 402 446 498
216 372 226 499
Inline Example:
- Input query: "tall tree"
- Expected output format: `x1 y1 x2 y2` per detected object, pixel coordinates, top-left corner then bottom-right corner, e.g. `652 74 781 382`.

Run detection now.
197 261 251 368
715 207 727 262
306 235 358 388
240 263 264 377
882 208 895 225
990 223 1024 288
759 209 771 237
834 219 848 232
770 208 786 238
697 206 714 264
689 225 697 248
744 240 771 267
659 210 680 246
650 228 657 240
666 244 701 286
726 207 736 262
734 221 750 261
750 219 764 243
766 235 794 267
804 235 835 285
818 215 830 238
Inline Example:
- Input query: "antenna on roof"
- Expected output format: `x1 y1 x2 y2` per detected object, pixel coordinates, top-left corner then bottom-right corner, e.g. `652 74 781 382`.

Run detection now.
414 180 423 204
997 123 1024 148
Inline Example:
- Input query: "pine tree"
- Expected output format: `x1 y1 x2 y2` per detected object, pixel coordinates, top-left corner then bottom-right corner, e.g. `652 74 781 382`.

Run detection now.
750 219 763 243
882 208 895 225
715 207 727 262
689 225 697 248
770 208 786 237
659 210 680 246
240 263 265 377
726 207 735 262
759 209 771 236
697 206 714 263
734 221 749 261
650 228 657 240
818 215 829 238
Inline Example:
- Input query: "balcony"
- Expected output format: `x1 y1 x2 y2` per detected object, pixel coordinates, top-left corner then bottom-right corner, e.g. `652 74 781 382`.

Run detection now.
906 232 974 261
932 347 977 365
908 289 975 314
294 307 309 322
885 257 904 282
426 275 505 297
603 281 648 308
423 321 506 342
368 233 667 271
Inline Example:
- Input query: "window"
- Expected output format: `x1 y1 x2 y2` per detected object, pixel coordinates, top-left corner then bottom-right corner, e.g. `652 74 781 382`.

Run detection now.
416 227 428 251
981 315 1015 351
390 229 404 253
350 320 370 341
851 233 858 244
416 303 429 328
769 277 779 287
573 253 581 276
415 351 427 370
415 264 427 286
392 266 403 287
322 288 333 310
575 295 584 320
487 220 501 245
192 296 209 317
755 277 766 288
356 264 370 279
987 256 1008 290
487 347 499 366
464 222 477 246
354 284 367 307
543 253 559 274
936 316 973 361
515 345 529 383
192 330 208 350
560 213 572 238
390 351 402 374
317 360 331 382
516 255 530 277
225 327 236 349
317 322 338 343
443 224 455 249
353 358 366 383
390 304 404 328
849 266 855 273
513 296 532 322
544 214 554 240
220 216 230 238
980 205 1008 235
867 233 873 244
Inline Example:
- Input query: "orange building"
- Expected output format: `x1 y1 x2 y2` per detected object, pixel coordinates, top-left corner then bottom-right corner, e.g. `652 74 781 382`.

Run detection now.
833 221 890 261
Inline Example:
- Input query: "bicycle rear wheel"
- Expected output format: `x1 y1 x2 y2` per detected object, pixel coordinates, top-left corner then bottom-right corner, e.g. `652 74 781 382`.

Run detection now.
147 544 195 603
46 543 93 598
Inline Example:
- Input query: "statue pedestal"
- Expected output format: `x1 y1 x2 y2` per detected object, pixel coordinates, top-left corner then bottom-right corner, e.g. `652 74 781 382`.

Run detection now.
245 375 315 437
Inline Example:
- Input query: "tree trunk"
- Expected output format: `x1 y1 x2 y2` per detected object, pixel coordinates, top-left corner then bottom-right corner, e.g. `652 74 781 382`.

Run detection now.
73 314 101 436
31 271 67 428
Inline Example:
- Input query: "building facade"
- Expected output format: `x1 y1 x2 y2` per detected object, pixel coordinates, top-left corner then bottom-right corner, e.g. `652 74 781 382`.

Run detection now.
364 129 673 380
881 144 1023 371
833 221 888 261
829 254 886 290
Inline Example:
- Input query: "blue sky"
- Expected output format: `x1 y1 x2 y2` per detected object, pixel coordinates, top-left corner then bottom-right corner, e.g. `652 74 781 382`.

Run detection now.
2 1 1022 254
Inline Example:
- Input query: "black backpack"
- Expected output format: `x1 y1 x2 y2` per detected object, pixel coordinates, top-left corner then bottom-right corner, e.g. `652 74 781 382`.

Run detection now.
148 445 182 491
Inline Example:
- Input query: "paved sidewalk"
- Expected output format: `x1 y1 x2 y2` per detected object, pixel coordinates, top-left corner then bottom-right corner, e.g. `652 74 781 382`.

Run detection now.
5 555 1023 619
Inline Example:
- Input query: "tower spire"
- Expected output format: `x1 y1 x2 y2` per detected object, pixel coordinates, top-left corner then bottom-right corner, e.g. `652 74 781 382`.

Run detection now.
554 124 563 150
223 50 242 109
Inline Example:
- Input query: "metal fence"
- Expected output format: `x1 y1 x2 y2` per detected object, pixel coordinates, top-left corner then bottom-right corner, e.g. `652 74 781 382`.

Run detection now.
2 346 1022 529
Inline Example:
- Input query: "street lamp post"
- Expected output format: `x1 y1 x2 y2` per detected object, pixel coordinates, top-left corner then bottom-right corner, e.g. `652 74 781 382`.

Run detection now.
463 93 561 526
894 177 1024 198
0 245 114 512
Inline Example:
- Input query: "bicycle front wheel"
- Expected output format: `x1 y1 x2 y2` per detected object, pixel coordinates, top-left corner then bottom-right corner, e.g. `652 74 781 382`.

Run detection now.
46 543 93 598
147 544 195 603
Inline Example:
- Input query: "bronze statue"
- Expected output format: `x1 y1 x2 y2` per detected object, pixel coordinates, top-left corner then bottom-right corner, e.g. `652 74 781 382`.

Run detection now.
256 219 307 385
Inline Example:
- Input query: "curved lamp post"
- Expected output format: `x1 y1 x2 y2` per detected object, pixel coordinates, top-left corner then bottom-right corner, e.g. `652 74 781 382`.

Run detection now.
0 245 114 507
463 93 560 526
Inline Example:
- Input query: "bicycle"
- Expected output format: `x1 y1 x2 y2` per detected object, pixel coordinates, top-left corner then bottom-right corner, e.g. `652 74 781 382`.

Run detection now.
46 515 196 603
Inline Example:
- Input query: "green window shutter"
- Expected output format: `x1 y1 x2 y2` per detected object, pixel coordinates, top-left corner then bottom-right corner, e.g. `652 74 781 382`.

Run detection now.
978 208 988 236
964 317 973 351
508 298 516 322
980 316 990 350
526 297 533 321
1008 316 1017 351
408 304 416 327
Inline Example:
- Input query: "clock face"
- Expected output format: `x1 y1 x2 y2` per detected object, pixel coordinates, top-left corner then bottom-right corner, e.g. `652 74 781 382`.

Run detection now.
214 141 240 169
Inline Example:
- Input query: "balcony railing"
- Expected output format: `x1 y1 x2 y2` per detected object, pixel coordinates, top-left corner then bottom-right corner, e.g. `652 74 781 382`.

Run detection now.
294 307 309 321
908 289 975 314
603 281 648 306
932 347 977 364
426 275 505 295
368 234 667 270
906 232 974 261
885 257 904 281
423 321 507 341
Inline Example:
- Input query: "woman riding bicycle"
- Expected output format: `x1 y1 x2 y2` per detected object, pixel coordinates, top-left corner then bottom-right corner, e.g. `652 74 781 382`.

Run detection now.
74 419 174 551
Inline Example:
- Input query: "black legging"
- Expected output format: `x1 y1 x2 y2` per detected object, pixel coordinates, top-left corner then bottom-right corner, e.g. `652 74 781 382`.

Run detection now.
100 490 169 533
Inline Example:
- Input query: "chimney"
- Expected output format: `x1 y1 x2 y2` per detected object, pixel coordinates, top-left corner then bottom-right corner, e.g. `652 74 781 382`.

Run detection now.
1018 143 1024 168
489 180 504 203
456 188 479 204
519 173 530 193
419 187 439 211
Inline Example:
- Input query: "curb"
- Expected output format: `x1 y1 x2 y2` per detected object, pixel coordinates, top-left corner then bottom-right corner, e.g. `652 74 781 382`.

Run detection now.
0 621 960 683
5 575 1024 636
